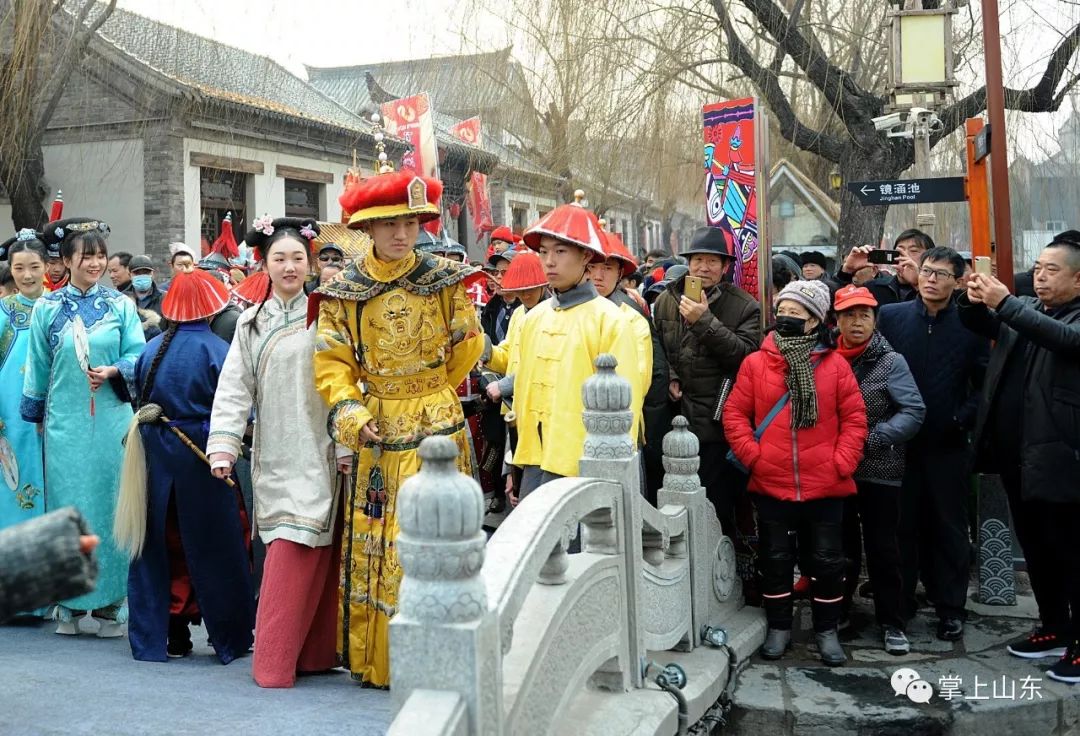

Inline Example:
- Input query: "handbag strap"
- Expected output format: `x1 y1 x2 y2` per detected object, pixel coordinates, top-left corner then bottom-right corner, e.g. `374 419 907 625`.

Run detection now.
752 355 825 440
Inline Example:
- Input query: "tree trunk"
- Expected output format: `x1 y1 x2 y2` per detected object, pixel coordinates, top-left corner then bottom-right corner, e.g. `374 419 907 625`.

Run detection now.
835 144 903 256
3 143 48 230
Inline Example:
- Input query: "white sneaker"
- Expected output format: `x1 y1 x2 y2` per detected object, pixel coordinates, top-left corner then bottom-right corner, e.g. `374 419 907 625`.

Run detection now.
54 620 79 636
94 619 125 638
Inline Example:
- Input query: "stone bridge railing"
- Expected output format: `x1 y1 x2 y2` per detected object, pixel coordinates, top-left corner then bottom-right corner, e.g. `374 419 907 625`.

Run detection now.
387 356 745 736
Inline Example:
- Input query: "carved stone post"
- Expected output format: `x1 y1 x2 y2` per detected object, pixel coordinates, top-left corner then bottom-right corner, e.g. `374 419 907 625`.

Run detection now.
578 354 641 690
658 416 713 647
390 437 503 736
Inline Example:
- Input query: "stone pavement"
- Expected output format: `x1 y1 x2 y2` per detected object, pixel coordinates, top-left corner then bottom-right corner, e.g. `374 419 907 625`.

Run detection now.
0 616 391 736
728 584 1080 735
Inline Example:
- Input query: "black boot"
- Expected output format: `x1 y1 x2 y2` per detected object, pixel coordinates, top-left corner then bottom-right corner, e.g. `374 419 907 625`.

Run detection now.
167 615 193 658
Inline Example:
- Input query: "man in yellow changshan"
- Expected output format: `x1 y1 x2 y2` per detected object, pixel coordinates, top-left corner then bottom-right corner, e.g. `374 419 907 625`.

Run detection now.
312 164 483 688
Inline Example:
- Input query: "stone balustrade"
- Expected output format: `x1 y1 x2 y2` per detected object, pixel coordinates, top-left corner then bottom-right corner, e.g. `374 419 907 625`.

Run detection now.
387 356 753 736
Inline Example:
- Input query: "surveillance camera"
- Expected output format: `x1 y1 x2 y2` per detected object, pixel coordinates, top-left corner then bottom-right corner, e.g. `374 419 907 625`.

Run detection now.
872 111 910 132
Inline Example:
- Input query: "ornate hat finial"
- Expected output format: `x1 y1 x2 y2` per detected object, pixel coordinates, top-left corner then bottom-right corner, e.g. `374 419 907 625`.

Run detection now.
370 113 394 175
573 189 586 205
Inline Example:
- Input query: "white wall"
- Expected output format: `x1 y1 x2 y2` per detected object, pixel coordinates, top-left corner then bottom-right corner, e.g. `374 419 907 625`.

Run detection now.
41 139 145 253
503 190 558 229
183 138 351 247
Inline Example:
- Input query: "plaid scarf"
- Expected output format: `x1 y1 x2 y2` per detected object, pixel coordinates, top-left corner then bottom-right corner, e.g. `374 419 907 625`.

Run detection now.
774 333 819 429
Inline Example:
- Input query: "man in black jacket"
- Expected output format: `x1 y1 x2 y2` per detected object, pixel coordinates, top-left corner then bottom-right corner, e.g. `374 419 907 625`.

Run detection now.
653 225 761 532
958 231 1080 683
878 246 990 642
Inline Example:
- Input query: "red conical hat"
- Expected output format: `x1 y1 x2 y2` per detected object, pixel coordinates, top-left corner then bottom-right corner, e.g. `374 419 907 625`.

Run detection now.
501 250 547 291
161 269 230 322
210 212 240 260
232 270 271 306
522 191 606 262
601 231 638 278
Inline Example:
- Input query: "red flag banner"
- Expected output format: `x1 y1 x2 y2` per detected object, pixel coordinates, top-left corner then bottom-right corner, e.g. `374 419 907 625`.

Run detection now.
380 93 438 178
448 117 494 235
703 98 762 297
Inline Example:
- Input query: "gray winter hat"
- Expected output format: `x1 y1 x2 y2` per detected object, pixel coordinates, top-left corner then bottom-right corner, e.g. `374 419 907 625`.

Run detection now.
776 279 831 322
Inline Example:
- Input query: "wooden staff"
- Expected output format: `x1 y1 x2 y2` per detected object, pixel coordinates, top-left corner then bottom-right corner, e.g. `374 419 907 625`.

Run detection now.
138 404 236 488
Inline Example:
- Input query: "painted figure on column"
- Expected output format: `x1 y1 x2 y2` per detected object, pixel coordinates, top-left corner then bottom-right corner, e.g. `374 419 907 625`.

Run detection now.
312 120 484 688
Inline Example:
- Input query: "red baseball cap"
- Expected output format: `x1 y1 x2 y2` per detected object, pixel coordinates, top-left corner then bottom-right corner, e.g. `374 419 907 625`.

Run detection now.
833 284 878 312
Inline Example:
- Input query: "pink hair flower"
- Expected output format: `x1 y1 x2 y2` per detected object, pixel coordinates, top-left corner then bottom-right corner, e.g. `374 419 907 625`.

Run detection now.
299 225 317 241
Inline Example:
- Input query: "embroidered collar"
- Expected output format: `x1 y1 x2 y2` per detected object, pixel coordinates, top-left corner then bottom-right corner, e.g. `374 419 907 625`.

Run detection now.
270 292 307 311
62 282 102 298
364 249 418 283
314 251 476 303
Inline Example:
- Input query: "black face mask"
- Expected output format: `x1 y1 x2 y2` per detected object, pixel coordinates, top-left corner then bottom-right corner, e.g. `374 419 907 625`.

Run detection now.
774 315 808 337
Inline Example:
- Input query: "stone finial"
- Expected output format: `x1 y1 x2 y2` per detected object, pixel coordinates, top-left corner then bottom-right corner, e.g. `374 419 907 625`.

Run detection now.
581 354 634 460
396 437 487 623
661 416 702 492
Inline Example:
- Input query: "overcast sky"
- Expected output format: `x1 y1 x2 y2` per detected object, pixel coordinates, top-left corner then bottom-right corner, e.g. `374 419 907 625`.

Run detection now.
119 0 1080 162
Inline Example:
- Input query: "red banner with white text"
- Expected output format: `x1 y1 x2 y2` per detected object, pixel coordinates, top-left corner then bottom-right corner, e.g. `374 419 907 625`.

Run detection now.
448 117 494 236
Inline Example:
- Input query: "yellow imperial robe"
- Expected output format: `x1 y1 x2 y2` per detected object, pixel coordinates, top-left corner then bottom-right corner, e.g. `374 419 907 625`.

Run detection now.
510 282 643 478
312 248 483 688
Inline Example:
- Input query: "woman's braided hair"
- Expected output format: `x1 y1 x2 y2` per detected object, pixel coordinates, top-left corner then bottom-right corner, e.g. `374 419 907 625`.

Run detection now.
137 325 178 409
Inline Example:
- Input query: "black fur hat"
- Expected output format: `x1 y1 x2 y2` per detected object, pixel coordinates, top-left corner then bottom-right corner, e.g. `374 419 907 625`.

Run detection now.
243 216 320 255
41 218 110 259
0 228 43 261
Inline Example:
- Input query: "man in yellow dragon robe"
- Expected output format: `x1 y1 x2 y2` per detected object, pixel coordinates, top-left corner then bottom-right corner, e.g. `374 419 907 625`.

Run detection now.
311 165 483 688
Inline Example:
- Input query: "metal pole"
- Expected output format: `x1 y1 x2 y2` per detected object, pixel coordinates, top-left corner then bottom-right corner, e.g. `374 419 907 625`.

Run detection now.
981 0 1015 290
913 116 936 240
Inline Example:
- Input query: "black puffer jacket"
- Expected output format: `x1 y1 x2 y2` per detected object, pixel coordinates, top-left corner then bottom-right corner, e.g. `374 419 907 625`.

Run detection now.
845 331 926 486
958 293 1080 503
653 276 761 445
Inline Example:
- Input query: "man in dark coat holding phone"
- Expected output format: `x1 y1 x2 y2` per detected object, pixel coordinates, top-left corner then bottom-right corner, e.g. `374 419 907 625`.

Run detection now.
652 224 761 533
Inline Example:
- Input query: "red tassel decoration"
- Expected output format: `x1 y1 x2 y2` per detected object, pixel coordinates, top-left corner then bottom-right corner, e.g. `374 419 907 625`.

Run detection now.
49 191 63 221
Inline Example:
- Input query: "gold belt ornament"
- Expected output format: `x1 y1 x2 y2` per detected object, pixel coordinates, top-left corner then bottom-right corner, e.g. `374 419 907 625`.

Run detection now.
364 368 449 399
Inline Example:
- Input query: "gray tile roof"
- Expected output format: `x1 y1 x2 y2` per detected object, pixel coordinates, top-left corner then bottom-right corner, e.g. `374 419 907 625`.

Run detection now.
306 49 520 117
95 8 371 135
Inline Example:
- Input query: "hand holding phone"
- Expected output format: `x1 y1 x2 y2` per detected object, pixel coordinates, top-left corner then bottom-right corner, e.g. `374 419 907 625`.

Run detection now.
684 276 703 302
868 249 900 266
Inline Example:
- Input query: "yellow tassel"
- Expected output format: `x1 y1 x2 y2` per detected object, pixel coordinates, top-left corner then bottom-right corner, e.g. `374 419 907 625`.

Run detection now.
114 414 148 560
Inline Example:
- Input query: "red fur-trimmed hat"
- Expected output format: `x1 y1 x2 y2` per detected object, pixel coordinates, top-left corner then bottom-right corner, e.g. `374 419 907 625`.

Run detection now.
500 250 547 291
522 190 606 262
338 170 443 228
161 268 230 322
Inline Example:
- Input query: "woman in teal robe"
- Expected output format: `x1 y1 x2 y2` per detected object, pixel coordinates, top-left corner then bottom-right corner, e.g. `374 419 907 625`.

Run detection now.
21 219 145 636
0 232 47 534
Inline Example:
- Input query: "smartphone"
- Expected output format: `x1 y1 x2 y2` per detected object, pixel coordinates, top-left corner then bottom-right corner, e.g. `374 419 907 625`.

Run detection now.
974 256 992 276
684 276 703 302
868 249 900 265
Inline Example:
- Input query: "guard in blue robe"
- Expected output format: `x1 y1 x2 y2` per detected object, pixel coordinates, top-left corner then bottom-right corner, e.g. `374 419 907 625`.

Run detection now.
125 271 254 663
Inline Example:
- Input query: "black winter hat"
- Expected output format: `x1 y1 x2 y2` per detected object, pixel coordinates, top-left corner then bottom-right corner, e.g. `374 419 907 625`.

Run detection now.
682 225 736 258
800 250 827 269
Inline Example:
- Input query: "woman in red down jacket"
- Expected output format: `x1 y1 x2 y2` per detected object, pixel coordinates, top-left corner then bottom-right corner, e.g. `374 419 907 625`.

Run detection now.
723 279 866 667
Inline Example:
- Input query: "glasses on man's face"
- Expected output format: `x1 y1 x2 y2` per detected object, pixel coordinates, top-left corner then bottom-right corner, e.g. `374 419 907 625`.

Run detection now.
919 267 954 282
319 254 343 264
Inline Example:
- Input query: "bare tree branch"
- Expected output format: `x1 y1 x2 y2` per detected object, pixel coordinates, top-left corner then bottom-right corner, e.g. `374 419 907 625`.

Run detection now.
934 22 1080 144
712 0 846 161
37 0 117 132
